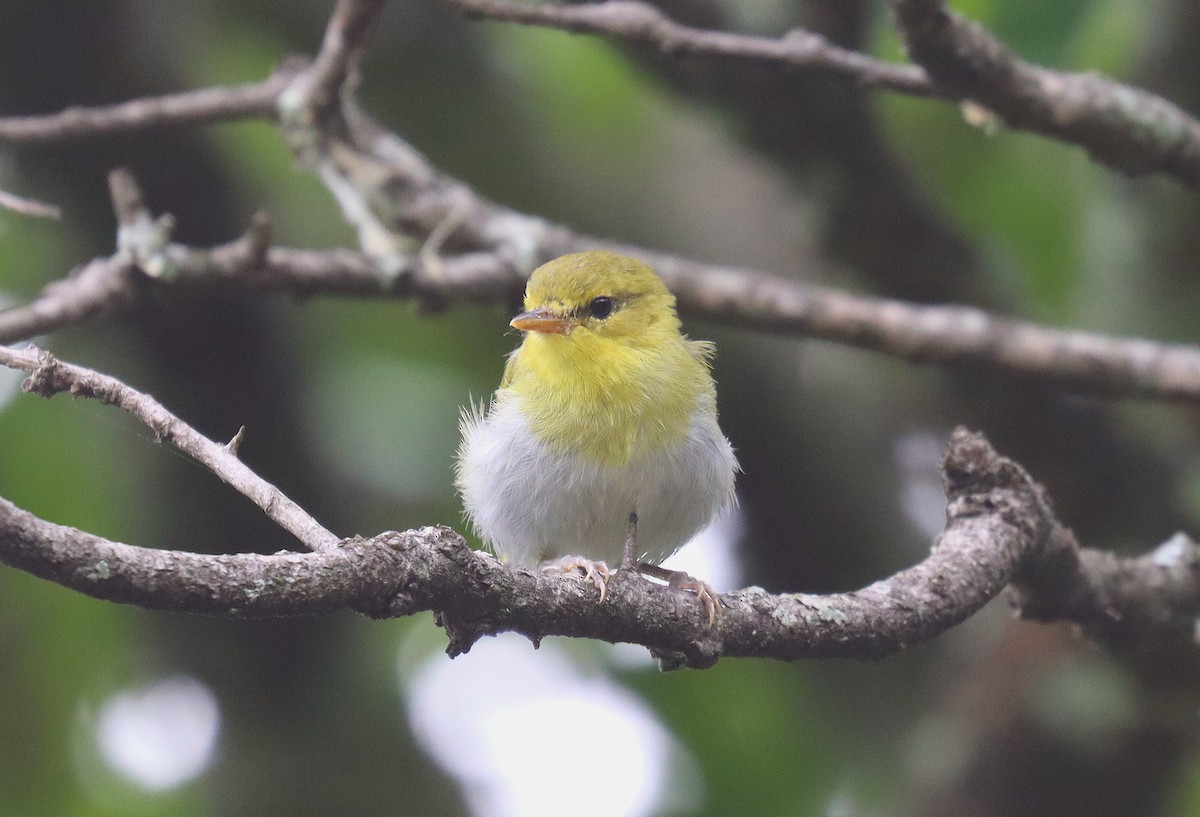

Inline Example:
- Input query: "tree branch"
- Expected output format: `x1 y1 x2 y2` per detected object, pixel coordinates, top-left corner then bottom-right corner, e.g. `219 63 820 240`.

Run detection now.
4 162 1200 403
443 0 936 96
0 187 61 220
444 0 1200 188
886 0 1200 185
0 497 398 616
2 428 1196 667
0 69 299 144
0 345 339 552
0 3 1198 407
0 257 136 342
288 0 387 122
3 0 1197 190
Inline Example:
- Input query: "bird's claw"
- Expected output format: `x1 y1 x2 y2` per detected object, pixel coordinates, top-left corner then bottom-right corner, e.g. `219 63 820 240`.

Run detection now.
639 564 721 625
544 556 612 603
670 574 721 625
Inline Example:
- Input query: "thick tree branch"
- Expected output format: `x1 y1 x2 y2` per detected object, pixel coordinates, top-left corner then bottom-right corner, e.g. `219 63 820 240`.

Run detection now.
2 428 1196 667
1014 531 1200 649
887 0 1200 184
0 345 339 552
0 497 399 616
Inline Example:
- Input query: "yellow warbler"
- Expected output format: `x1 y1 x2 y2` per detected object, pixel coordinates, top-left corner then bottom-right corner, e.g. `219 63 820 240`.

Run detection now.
456 251 738 619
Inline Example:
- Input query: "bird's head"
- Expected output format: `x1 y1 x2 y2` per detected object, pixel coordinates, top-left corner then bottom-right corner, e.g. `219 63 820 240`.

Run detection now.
511 251 680 345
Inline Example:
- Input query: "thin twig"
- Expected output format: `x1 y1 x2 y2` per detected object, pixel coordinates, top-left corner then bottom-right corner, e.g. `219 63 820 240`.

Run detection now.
0 188 62 220
443 0 937 96
0 69 299 144
2 430 1197 665
0 257 136 343
0 345 340 552
297 0 387 119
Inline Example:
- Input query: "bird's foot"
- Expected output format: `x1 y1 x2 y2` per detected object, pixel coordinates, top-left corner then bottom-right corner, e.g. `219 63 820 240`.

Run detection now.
543 556 612 603
638 564 721 625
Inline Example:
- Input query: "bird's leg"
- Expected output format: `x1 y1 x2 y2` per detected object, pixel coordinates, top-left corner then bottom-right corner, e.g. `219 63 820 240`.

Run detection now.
637 564 721 625
620 512 639 571
619 512 719 623
543 556 612 603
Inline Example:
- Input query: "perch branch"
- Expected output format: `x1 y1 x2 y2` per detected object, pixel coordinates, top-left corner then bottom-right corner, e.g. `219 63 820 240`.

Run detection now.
1 427 1196 667
0 345 339 552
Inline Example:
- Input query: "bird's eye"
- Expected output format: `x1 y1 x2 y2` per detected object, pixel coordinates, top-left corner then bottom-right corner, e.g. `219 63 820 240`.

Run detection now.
588 296 615 319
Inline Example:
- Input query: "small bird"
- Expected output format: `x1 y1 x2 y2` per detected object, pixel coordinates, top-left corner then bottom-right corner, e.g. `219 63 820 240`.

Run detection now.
456 250 738 620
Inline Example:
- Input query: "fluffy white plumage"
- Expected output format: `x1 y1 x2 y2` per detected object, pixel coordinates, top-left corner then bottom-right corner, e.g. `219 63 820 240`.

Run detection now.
457 394 737 568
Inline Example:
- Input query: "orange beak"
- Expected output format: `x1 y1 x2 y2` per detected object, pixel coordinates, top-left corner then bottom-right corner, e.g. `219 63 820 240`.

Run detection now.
510 308 577 335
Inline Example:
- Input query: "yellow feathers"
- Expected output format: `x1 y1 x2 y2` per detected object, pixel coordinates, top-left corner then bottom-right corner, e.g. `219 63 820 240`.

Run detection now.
501 251 716 465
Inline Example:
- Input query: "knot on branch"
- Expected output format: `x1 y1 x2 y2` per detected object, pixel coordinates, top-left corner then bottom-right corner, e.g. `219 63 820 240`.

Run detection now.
940 427 1058 570
20 347 73 399
941 426 1028 495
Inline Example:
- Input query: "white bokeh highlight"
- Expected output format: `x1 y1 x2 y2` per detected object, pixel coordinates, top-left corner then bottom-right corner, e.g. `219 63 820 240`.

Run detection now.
402 634 702 817
892 428 948 540
660 503 744 593
94 675 221 791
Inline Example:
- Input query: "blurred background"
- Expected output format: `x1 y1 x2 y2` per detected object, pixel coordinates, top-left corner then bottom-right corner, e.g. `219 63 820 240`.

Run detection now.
2 1 1200 815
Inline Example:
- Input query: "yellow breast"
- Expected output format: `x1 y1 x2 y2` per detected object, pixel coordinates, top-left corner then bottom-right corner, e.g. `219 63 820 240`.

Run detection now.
502 328 714 466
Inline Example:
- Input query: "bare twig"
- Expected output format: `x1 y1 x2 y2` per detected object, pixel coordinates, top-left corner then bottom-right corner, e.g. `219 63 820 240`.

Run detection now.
296 0 387 119
0 345 339 552
443 0 936 96
887 0 1200 184
2 430 1197 666
0 187 61 220
0 257 136 343
0 69 299 144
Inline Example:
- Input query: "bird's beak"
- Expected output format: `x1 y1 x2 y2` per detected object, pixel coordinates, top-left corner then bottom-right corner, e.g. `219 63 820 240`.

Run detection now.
510 308 577 335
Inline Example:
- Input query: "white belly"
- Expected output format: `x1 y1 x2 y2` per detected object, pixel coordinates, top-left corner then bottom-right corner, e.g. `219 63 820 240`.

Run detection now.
457 398 737 567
